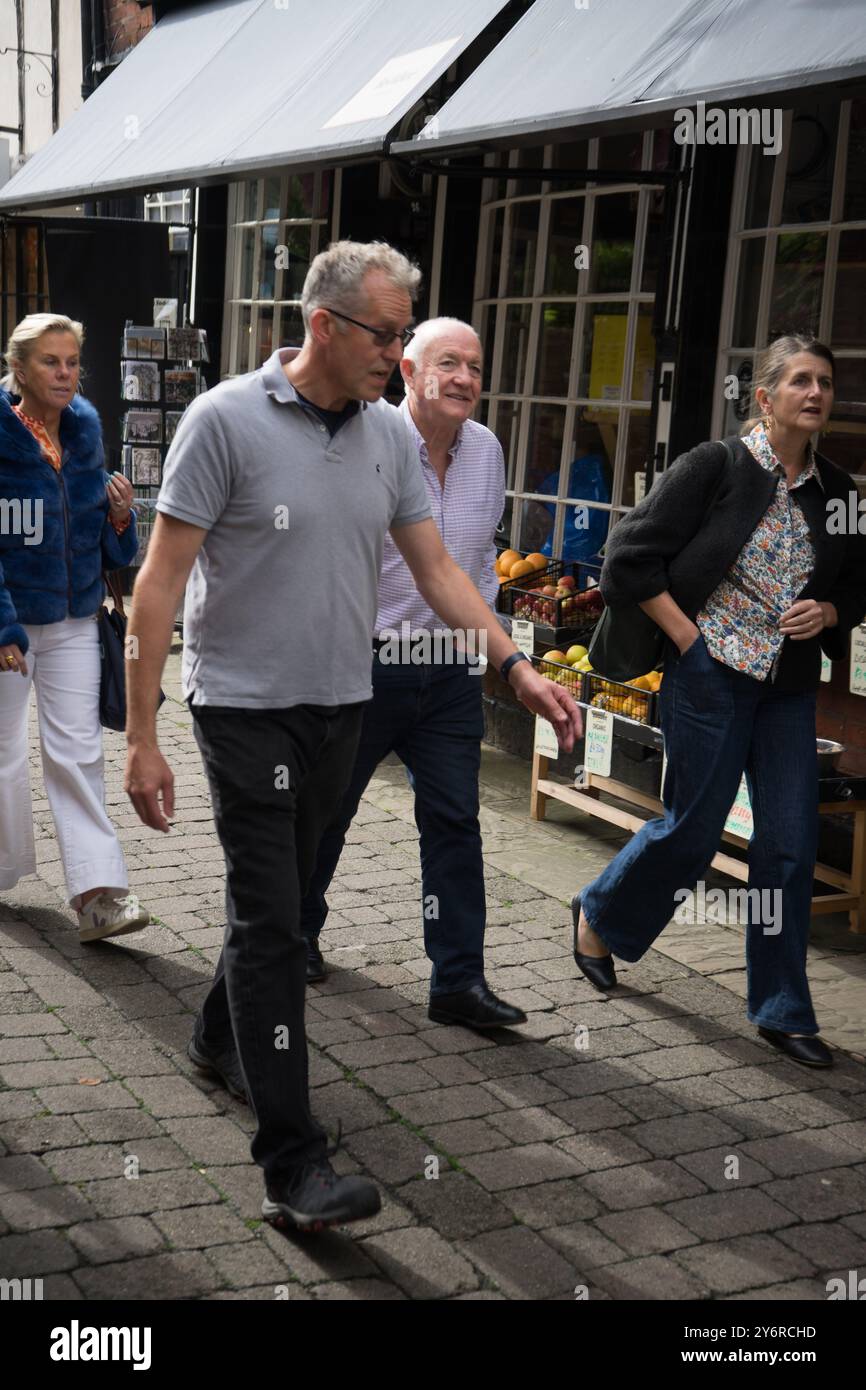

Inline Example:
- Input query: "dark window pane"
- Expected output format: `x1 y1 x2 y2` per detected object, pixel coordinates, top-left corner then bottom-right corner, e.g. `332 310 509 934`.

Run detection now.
545 197 584 293
485 207 505 298
621 411 652 507
768 232 826 339
505 201 540 296
478 304 497 392
631 306 655 402
724 355 755 435
652 127 674 172
286 174 314 219
834 358 866 402
551 140 588 172
238 227 256 297
235 303 252 372
279 225 311 298
256 305 273 365
833 231 866 347
241 181 259 222
579 303 628 399
511 146 546 195
733 237 765 346
263 178 281 221
524 403 566 495
495 401 522 490
535 303 575 396
277 304 304 349
500 303 532 393
641 188 666 293
743 146 774 229
597 131 644 173
844 99 866 221
589 193 636 293
258 225 278 300
781 104 839 224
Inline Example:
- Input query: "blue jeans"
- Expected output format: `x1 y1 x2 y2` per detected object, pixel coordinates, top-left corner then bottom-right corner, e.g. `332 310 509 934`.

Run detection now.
581 632 820 1035
300 656 486 996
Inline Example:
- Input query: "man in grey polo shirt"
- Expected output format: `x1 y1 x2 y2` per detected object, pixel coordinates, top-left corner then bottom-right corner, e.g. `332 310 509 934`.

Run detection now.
123 240 580 1235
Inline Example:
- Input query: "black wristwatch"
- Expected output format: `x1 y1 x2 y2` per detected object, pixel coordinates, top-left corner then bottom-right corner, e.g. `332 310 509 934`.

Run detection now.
500 651 531 684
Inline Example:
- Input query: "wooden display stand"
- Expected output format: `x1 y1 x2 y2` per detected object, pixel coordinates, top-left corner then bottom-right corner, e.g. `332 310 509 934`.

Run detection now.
530 749 866 935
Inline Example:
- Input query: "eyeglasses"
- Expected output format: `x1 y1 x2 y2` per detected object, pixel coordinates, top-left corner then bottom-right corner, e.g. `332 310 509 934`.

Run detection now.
325 308 415 350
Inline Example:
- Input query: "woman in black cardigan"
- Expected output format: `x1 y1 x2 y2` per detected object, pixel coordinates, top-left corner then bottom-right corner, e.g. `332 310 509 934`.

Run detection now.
573 335 866 1067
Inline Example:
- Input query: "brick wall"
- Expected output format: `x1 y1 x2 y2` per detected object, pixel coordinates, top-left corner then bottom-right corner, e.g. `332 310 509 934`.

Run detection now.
104 0 153 61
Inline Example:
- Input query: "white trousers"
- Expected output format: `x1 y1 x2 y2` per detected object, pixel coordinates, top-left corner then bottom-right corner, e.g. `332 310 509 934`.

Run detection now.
0 616 128 908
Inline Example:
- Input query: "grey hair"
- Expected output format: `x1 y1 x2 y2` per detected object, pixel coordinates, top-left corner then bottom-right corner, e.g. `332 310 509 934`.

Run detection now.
301 240 422 335
1 312 84 393
402 317 482 392
741 334 835 434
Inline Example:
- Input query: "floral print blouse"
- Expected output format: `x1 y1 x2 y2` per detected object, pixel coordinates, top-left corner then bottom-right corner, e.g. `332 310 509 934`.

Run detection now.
697 423 823 679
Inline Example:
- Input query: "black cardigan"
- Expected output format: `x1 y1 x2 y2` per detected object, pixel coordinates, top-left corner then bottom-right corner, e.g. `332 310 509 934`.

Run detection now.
599 436 866 692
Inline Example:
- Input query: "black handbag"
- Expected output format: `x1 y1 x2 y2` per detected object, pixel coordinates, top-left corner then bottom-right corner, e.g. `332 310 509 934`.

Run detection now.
98 571 165 731
587 439 735 682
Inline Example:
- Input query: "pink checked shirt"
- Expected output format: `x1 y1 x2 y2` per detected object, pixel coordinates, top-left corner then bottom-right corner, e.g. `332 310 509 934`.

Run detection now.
375 399 505 635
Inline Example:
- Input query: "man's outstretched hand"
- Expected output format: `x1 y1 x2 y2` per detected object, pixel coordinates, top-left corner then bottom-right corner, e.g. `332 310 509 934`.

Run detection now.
125 744 175 832
508 663 583 750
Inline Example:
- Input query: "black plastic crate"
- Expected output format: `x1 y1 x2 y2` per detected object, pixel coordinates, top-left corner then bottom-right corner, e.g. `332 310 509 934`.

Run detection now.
583 672 660 726
531 652 583 700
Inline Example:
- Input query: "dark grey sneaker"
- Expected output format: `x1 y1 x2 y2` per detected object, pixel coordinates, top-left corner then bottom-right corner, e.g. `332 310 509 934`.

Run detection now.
262 1158 381 1234
187 1025 248 1104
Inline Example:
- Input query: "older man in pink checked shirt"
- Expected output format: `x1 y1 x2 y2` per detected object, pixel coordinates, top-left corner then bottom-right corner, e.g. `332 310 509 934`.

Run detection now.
299 317 529 1030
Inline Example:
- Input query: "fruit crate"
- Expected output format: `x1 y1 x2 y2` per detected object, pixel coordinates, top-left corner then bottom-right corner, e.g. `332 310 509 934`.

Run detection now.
497 558 564 613
507 576 604 632
531 652 584 700
584 673 659 726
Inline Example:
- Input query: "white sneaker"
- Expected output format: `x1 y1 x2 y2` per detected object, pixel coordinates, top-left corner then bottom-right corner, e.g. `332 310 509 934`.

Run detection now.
78 893 150 943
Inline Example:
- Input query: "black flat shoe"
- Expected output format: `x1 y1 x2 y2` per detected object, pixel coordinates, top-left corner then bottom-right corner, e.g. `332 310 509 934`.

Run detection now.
188 1025 249 1103
428 982 527 1030
305 936 327 985
758 1027 833 1068
571 894 617 991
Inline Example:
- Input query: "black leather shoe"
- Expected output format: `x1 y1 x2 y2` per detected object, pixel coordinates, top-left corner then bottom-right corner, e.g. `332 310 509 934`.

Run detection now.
571 893 617 991
188 1023 249 1103
428 982 527 1030
305 936 327 984
758 1027 833 1068
263 1158 381 1233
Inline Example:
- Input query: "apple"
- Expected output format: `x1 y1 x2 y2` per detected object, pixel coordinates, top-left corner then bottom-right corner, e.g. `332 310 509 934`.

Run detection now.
566 645 588 664
558 575 576 590
542 585 558 597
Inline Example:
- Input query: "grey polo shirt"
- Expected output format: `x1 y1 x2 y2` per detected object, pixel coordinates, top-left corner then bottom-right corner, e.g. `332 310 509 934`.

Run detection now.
156 347 432 708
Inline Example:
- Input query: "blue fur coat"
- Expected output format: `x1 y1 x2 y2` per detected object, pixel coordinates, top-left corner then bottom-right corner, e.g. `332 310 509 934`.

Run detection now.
0 389 138 654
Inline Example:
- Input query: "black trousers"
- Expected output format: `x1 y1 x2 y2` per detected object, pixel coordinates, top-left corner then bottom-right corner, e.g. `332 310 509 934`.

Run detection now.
190 699 365 1181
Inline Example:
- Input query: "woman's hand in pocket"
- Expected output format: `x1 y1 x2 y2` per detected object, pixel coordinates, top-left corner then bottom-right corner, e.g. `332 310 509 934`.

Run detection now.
676 624 701 657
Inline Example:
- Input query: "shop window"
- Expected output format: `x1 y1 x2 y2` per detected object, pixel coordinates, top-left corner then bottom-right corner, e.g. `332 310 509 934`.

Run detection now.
715 94 866 477
476 131 665 557
1 221 49 347
224 172 332 375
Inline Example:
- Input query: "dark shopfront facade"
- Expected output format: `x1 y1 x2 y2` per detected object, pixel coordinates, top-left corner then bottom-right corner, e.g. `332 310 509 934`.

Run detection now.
2 1 866 769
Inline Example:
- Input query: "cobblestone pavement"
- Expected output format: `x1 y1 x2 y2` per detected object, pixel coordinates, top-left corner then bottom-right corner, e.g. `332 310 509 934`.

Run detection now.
2 651 866 1301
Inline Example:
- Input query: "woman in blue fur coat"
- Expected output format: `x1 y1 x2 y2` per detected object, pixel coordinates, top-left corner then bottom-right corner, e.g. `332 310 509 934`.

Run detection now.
0 313 150 942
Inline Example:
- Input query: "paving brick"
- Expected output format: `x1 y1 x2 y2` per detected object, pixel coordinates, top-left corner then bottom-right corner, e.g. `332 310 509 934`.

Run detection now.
345 1124 438 1186
558 1127 655 1171
0 1184 94 1231
675 1234 816 1294
713 1065 801 1100
1 1115 88 1154
67 1215 167 1264
360 1225 478 1296
665 1188 798 1239
779 1220 866 1269
550 1094 638 1133
482 1073 569 1109
459 1225 578 1299
125 1075 221 1118
75 1110 164 1143
596 1206 700 1256
615 1085 684 1121
628 1113 745 1159
705 1098 803 1139
581 1160 707 1211
632 1016 736 1048
33 1081 137 1114
590 1253 708 1300
637 1045 742 1081
151 1203 252 1249
654 1074 743 1111
462 1143 585 1192
739 1129 862 1178
310 1079 392 1134
416 1119 511 1157
676 1145 773 1190
74 1250 221 1299
392 1085 506 1127
417 1055 488 1087
541 1222 627 1269
261 1224 380 1283
81 1169 221 1219
0 1228 78 1275
206 1239 291 1289
496 1179 600 1227
85 1041 177 1076
762 1167 866 1221
724 1277 831 1299
353 1063 440 1097
0 1154 54 1193
162 1117 251 1166
0 1057 110 1088
0 1036 52 1063
328 1034 436 1069
312 1278 406 1299
487 1107 573 1145
0 1012 67 1037
397 1172 514 1240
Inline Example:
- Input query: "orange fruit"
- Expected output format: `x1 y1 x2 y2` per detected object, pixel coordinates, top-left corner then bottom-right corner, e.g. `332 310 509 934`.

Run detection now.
509 558 535 579
498 549 520 573
524 552 548 571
